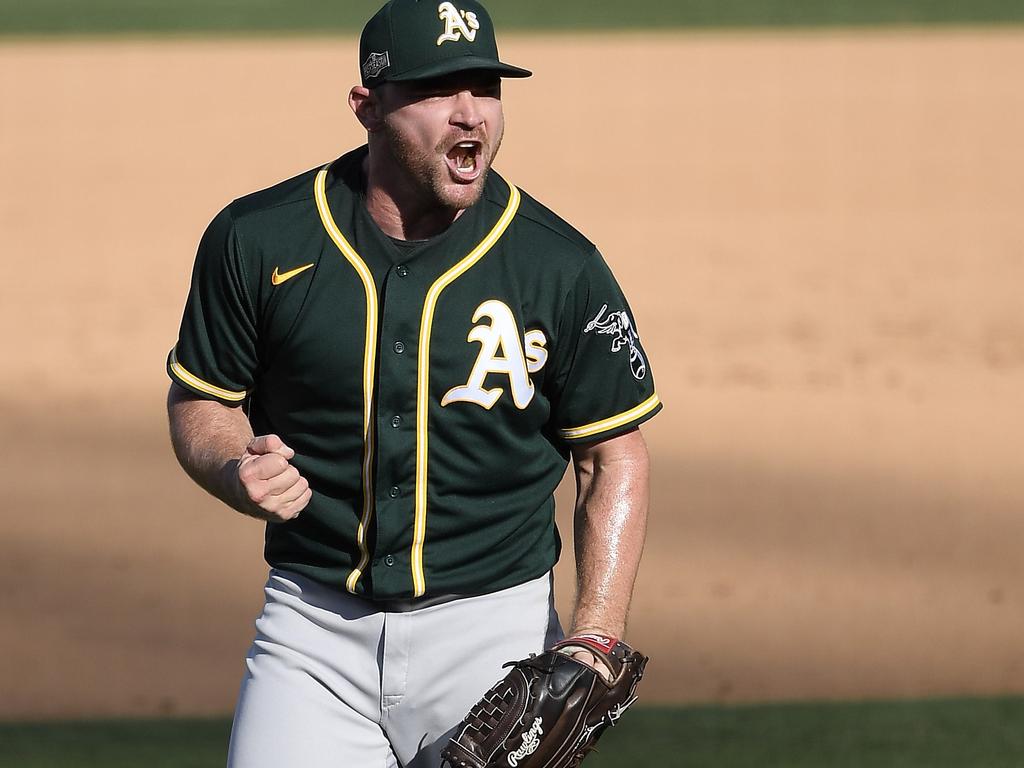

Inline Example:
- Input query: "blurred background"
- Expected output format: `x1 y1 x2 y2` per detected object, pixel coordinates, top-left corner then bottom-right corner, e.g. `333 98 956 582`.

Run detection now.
2 1 1023 765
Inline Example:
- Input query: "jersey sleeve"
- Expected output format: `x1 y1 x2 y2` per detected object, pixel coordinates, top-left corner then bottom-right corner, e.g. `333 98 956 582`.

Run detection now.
547 249 662 444
166 205 258 406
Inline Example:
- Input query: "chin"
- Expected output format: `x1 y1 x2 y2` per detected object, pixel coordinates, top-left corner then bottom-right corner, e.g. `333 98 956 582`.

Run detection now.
433 171 489 211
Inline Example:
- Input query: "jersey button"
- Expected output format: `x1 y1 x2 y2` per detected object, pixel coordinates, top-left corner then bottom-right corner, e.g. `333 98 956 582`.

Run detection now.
396 265 409 277
388 485 400 498
384 555 396 567
393 341 406 354
391 415 402 428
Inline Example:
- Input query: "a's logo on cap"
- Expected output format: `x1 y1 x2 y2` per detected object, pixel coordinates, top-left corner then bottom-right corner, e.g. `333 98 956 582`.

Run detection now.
436 2 479 46
362 51 391 79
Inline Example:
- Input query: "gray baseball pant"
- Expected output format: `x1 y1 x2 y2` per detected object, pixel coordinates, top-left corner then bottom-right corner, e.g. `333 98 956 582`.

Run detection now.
226 568 563 767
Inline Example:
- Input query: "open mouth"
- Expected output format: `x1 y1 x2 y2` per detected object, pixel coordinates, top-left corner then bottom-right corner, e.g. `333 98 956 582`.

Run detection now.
445 140 483 183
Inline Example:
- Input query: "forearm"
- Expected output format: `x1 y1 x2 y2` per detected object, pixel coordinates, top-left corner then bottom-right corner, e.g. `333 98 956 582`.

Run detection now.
570 429 650 639
167 383 254 513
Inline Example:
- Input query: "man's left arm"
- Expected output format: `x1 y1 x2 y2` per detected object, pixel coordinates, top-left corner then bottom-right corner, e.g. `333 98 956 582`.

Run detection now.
569 426 650 642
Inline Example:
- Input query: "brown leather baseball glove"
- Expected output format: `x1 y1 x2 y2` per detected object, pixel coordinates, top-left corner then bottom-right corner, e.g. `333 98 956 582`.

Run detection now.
441 634 648 768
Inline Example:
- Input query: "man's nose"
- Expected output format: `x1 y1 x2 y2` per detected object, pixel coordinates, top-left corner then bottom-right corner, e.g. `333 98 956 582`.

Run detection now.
450 90 484 130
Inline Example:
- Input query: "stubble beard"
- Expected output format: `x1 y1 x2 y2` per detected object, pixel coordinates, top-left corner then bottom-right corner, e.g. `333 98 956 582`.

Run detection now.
382 118 504 212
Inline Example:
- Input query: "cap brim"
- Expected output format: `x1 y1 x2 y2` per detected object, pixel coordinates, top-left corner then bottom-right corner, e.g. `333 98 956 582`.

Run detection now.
385 56 532 83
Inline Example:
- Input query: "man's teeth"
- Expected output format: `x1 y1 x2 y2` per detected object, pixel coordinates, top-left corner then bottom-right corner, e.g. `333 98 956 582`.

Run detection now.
453 142 479 172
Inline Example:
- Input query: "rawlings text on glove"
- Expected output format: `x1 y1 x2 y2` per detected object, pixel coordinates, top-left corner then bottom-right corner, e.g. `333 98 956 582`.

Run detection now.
441 634 648 768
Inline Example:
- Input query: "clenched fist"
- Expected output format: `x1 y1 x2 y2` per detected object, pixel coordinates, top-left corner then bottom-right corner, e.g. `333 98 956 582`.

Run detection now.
235 434 311 522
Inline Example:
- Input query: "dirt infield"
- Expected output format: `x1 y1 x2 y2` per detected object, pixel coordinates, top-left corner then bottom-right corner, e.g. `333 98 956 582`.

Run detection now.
2 29 1023 718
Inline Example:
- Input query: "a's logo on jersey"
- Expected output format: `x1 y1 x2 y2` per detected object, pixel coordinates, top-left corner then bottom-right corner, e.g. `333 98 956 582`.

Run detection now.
436 2 479 46
584 304 646 380
362 51 390 79
441 300 547 410
271 263 315 286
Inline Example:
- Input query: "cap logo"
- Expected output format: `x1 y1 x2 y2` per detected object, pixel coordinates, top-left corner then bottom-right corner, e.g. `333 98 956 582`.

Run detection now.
362 51 391 79
436 2 479 46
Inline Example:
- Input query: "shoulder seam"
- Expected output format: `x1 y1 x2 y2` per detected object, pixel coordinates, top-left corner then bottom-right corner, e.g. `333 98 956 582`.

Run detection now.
552 245 601 383
512 189 595 256
224 206 258 319
228 177 320 222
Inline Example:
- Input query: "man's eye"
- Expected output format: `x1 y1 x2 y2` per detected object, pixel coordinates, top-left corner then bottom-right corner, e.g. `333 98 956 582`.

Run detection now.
407 81 499 100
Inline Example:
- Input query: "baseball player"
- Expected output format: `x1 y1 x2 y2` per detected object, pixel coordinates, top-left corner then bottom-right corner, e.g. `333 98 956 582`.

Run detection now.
166 1 660 766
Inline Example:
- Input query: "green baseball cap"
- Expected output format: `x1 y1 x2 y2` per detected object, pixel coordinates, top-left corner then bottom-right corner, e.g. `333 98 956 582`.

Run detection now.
359 0 531 87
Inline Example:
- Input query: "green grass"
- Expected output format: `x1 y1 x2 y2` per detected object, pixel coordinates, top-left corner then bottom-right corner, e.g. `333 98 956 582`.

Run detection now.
0 718 228 768
2 697 1023 767
591 697 1024 767
1 0 1024 37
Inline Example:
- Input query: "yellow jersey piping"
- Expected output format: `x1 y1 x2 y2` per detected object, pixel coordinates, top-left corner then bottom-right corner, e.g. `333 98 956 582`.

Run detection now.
557 393 661 440
314 164 379 594
168 348 247 402
411 184 522 597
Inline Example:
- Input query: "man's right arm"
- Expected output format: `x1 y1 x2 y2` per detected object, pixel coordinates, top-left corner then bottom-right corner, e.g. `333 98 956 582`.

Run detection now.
167 383 311 522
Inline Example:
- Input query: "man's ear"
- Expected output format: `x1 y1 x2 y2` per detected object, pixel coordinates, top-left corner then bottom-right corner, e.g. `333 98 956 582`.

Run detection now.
349 86 383 132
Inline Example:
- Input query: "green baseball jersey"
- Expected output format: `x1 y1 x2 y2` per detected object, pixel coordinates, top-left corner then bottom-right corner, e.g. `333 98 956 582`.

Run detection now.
168 146 661 600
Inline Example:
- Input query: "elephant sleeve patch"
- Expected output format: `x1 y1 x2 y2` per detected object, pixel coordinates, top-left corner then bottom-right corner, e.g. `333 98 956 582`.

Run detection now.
583 303 647 381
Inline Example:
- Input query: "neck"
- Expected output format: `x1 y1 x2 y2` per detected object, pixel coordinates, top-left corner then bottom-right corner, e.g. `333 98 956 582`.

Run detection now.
362 152 464 241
